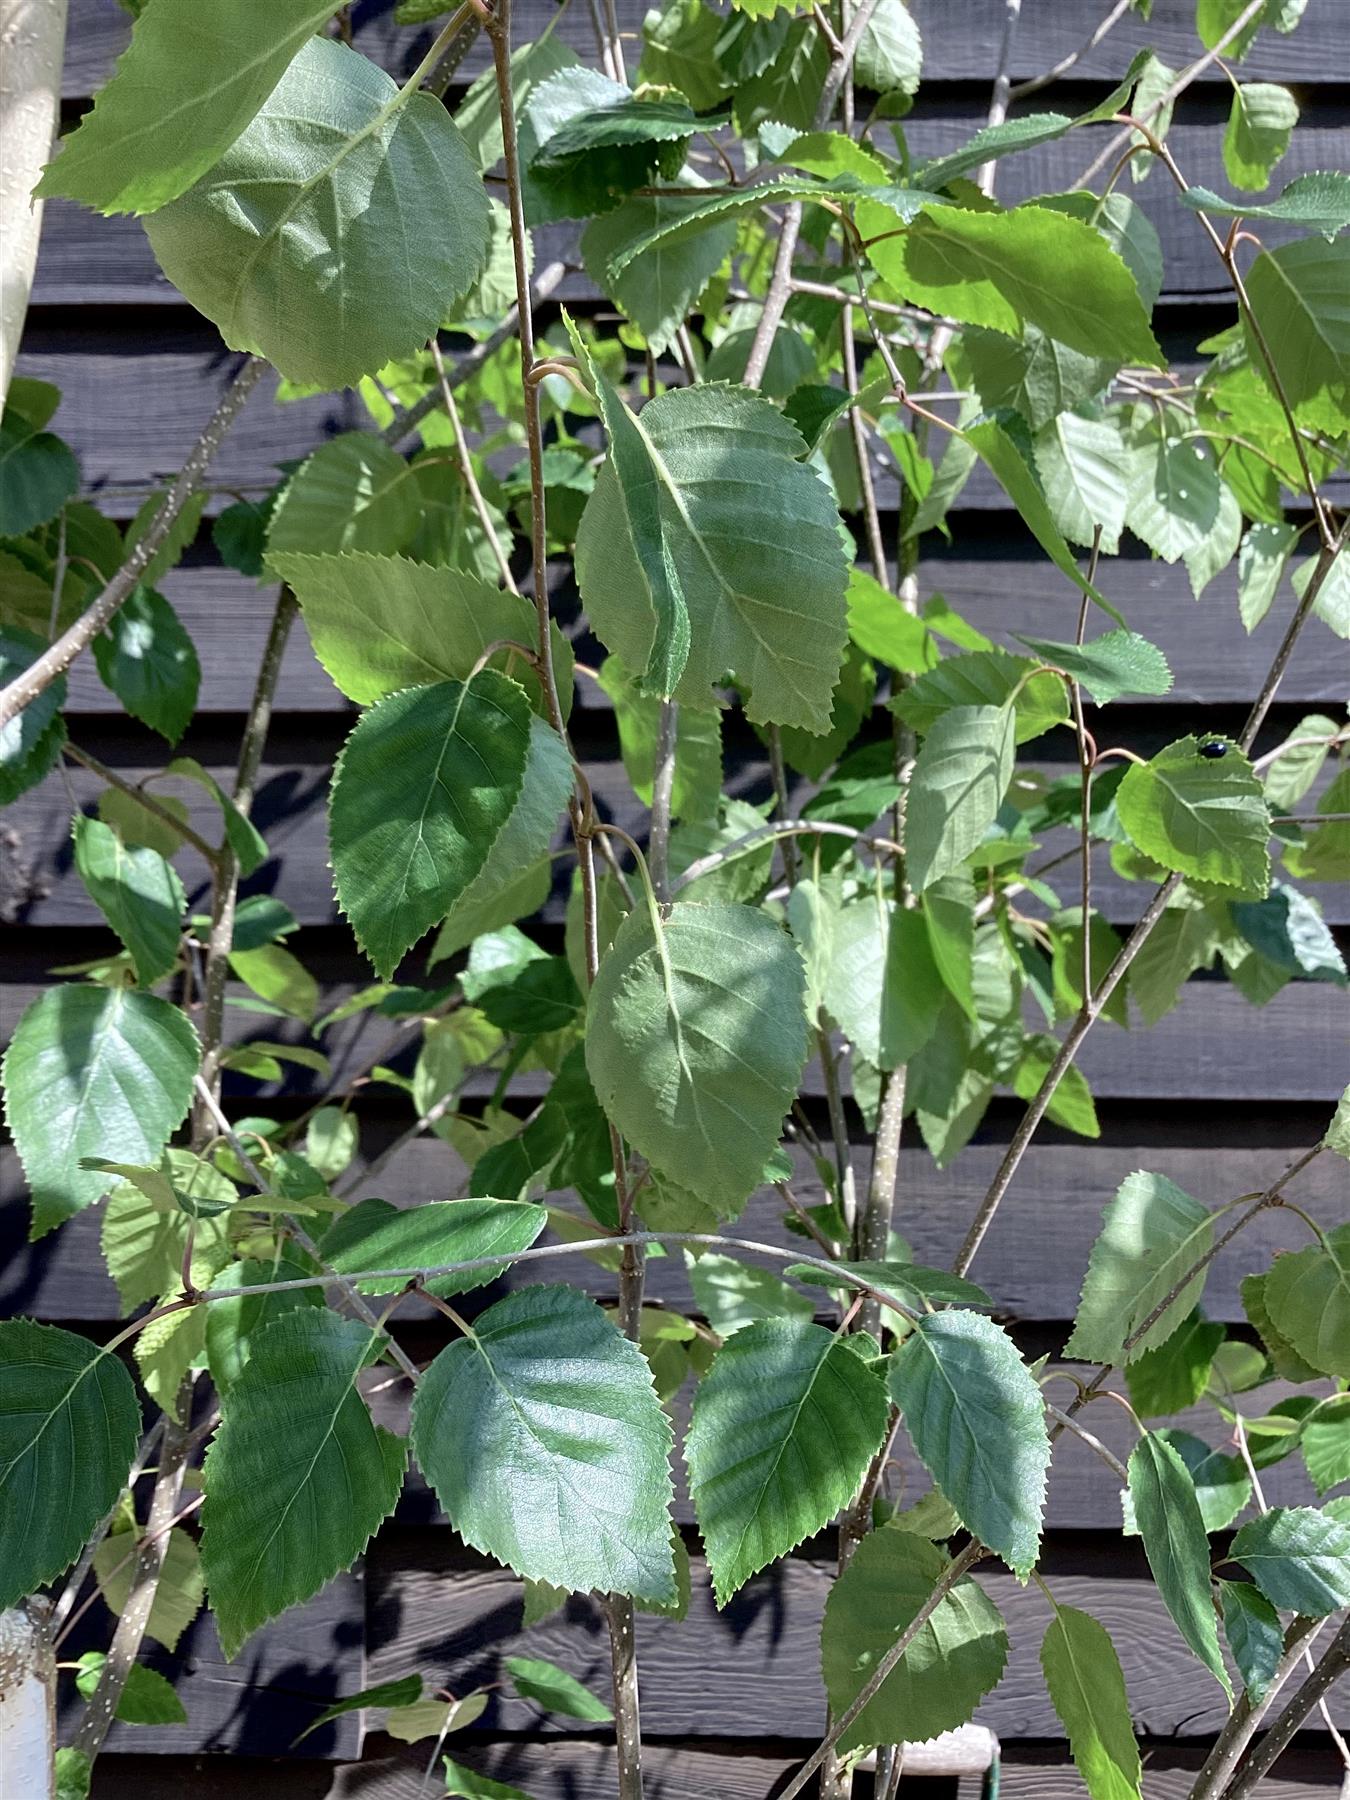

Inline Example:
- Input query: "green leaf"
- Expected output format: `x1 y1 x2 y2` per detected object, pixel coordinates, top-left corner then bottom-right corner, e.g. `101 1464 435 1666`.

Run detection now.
1013 1036 1099 1138
0 628 66 805
305 1106 358 1182
582 188 737 355
1117 737 1271 894
91 588 200 742
293 1674 423 1745
202 1309 406 1657
329 670 532 978
865 202 1162 367
888 1310 1049 1578
574 377 848 731
1237 521 1299 631
1302 1396 1350 1495
596 654 721 820
1223 82 1297 191
1242 237 1350 435
1032 410 1130 554
505 1655 613 1721
2 985 198 1238
74 1653 186 1725
145 38 490 388
855 0 923 97
1294 545 1350 640
443 1760 533 1800
922 872 977 1019
1181 169 1350 235
820 1528 1009 1753
523 74 698 220
1124 1312 1226 1418
687 1318 888 1604
823 897 945 1071
35 0 336 214
1122 1428 1251 1535
1262 1224 1350 1377
894 651 1069 744
1040 1605 1143 1800
0 414 79 535
1220 1579 1283 1704
685 1252 815 1336
1127 904 1223 1026
320 1197 547 1296
586 901 809 1214
94 1523 203 1654
639 0 733 110
0 1320 140 1609
121 487 206 588
204 1253 322 1394
55 1750 91 1800
1231 884 1346 984
387 1691 488 1741
411 1285 676 1601
72 814 185 985
1124 413 1223 562
604 175 863 279
163 756 267 876
1015 631 1172 705
1231 1506 1350 1615
905 703 1016 894
267 438 419 558
454 35 580 173
213 494 278 578
1126 1434 1231 1700
269 549 572 715
1066 1170 1214 1364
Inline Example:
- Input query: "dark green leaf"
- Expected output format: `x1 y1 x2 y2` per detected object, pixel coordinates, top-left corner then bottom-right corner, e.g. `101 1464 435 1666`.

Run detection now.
1220 1579 1283 1703
1126 1434 1231 1699
1231 1506 1350 1615
321 1197 547 1296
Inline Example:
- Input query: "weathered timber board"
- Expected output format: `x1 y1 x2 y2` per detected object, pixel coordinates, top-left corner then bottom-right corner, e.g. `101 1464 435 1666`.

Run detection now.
59 0 1350 96
7 1130 1340 1332
363 1539 1350 1740
48 555 1345 716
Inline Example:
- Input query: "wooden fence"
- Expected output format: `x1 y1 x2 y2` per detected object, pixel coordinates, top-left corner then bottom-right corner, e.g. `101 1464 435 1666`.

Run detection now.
4 0 1348 1794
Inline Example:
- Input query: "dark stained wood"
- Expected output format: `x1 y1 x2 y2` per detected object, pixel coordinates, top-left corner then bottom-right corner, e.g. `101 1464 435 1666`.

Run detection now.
51 555 1346 716
60 1575 365 1758
8 747 1348 929
32 120 1350 313
997 1752 1342 1800
59 0 1350 97
6 1130 1342 1330
364 1540 1350 1741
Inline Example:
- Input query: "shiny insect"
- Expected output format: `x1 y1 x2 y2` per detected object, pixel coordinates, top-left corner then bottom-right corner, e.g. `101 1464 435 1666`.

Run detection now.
1198 740 1229 759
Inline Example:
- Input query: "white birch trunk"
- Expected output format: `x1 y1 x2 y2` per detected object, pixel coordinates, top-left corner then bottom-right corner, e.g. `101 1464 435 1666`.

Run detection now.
0 1602 55 1800
1 0 70 409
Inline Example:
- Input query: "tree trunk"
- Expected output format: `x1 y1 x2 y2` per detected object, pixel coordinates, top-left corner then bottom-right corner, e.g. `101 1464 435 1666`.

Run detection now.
0 1601 55 1799
0 0 69 407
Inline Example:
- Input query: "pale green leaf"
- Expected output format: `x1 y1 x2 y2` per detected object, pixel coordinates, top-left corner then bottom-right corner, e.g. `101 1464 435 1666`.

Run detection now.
1242 237 1350 435
685 1251 814 1336
855 0 922 96
787 1259 993 1313
1116 737 1271 893
1293 546 1350 640
93 1523 204 1654
1040 1605 1143 1800
1127 905 1222 1025
864 202 1163 367
1237 521 1299 631
922 872 977 1018
1066 1170 1214 1364
845 566 937 672
329 670 532 978
1183 480 1242 601
0 1320 140 1610
1124 414 1223 562
574 378 848 731
894 651 1069 744
74 1653 185 1725
35 0 336 215
905 704 1016 894
823 897 944 1071
292 1674 422 1745
2 985 198 1238
1181 169 1350 235
145 39 490 388
820 1528 1009 1752
443 1760 532 1800
387 1691 488 1741
267 438 420 558
687 1318 889 1604
888 1309 1049 1578
1263 1223 1350 1377
582 187 737 354
410 1285 676 1601
202 1309 406 1657
1303 1396 1350 1495
505 1655 613 1721
1223 82 1297 191
596 654 721 820
1032 410 1129 553
1231 1506 1350 1615
1127 1435 1231 1698
72 814 185 986
268 549 572 713
586 901 808 1214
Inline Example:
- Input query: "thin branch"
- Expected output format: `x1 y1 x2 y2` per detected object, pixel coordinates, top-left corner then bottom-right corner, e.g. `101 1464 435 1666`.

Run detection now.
1222 1617 1350 1800
1044 1401 1129 1483
62 743 221 870
0 356 267 729
428 338 517 590
975 0 1023 192
1073 0 1267 189
1010 0 1132 99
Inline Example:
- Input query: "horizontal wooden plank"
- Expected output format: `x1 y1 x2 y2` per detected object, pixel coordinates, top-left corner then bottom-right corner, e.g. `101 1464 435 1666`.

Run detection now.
997 1751 1342 1800
8 744 1348 930
90 1756 337 1800
7 1131 1341 1332
59 0 1350 98
31 117 1350 314
60 1573 364 1759
364 1357 1326 1533
364 1539 1350 1741
52 551 1347 714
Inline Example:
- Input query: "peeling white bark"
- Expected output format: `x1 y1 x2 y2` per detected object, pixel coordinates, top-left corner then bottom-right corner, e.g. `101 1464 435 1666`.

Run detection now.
0 1602 55 1800
1 0 70 409
855 1723 998 1776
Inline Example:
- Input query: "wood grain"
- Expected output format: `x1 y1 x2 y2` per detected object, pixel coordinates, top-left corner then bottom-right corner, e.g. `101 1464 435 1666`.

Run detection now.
59 0 1350 97
363 1541 1350 1741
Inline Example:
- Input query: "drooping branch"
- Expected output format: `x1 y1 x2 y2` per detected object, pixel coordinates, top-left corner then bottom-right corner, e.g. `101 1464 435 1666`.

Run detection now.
1221 1617 1350 1800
